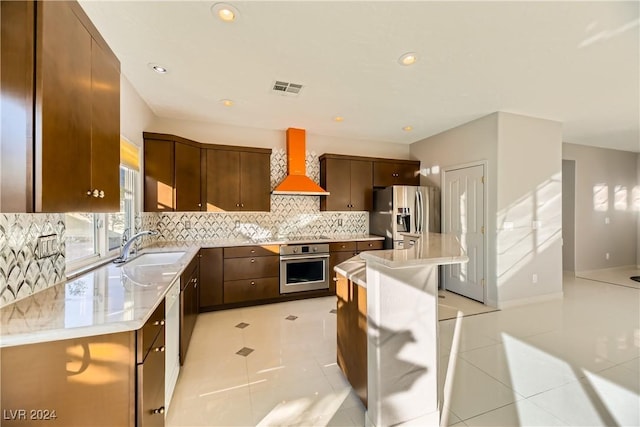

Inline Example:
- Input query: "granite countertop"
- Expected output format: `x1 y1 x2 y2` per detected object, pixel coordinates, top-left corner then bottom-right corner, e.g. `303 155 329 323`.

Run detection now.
333 255 367 287
0 234 383 348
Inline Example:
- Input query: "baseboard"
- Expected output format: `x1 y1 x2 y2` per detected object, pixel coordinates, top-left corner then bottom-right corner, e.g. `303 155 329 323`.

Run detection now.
497 291 563 309
577 264 637 276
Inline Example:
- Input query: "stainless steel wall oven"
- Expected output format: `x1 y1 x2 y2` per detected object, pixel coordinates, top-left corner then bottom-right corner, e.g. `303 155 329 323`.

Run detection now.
279 243 330 294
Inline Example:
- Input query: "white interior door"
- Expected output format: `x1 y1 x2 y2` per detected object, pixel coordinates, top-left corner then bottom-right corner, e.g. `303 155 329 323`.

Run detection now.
443 164 485 302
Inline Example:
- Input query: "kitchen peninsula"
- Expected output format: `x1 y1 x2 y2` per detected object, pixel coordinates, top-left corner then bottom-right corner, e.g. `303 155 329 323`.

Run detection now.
335 233 468 427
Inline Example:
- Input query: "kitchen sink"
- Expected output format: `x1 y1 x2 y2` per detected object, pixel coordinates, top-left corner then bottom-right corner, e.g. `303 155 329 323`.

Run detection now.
119 251 187 286
124 251 186 267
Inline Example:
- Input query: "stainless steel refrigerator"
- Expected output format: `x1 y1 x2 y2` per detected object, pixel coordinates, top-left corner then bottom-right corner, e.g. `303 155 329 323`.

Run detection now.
369 185 440 249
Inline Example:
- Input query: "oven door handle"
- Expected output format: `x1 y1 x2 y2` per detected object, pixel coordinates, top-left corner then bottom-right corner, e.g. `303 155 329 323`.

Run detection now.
280 254 330 261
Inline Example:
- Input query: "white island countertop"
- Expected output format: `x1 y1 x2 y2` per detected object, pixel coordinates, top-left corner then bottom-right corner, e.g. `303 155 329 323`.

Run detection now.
359 232 468 268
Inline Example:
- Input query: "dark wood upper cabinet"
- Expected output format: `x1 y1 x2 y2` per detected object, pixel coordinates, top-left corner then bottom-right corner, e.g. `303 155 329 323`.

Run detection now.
321 154 421 211
1 0 120 212
144 139 175 212
320 155 372 211
239 151 271 212
373 160 420 187
143 133 271 213
175 142 202 211
204 148 271 212
1 1 35 212
205 149 240 211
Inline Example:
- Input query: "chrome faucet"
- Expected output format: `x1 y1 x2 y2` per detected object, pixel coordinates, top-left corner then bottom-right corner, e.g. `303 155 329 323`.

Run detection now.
113 230 159 264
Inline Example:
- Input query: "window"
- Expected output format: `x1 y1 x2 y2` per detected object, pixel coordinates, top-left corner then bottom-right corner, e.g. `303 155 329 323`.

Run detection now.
66 138 140 273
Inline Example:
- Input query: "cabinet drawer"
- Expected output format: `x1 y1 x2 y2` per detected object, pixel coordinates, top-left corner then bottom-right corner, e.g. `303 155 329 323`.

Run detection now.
137 300 166 364
224 245 279 258
356 240 384 251
329 241 357 252
223 277 279 304
137 330 166 427
224 255 279 280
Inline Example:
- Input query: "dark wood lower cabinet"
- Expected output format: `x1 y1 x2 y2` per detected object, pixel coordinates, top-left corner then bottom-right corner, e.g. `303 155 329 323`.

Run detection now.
199 248 223 308
180 256 199 365
336 273 368 407
137 331 165 427
223 277 279 303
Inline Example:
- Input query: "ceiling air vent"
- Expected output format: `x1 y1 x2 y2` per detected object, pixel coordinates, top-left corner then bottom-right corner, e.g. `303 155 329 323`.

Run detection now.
272 80 304 96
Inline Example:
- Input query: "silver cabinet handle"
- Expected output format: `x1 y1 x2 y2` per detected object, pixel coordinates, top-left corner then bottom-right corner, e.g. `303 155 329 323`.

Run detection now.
98 190 105 198
250 281 256 286
250 259 255 263
152 407 165 415
333 277 339 282
86 190 92 197
153 320 165 326
154 346 165 352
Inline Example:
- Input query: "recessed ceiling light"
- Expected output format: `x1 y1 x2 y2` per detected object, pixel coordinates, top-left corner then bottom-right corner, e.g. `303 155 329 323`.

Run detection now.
403 126 413 132
221 99 234 107
148 63 168 74
398 52 417 66
333 116 344 122
212 3 239 22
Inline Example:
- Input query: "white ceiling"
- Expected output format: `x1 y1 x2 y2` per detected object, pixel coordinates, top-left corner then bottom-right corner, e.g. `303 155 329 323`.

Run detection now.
79 1 640 152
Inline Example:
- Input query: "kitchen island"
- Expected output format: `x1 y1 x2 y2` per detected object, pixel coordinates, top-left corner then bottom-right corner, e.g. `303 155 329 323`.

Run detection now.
335 233 468 427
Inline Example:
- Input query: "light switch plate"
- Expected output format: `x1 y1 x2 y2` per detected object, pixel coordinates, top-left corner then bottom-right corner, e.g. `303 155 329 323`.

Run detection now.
37 234 58 259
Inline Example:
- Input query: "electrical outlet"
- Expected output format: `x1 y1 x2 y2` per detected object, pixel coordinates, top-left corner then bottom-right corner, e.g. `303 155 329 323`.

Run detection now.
184 220 191 229
605 252 610 260
235 220 240 228
532 273 538 284
337 218 343 227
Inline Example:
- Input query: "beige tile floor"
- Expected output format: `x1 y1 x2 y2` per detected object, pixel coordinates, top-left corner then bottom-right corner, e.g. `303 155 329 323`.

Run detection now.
167 273 640 427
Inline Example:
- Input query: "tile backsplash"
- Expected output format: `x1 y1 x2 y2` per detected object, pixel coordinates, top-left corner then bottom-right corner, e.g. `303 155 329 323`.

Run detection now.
0 148 368 307
142 148 368 242
0 214 65 307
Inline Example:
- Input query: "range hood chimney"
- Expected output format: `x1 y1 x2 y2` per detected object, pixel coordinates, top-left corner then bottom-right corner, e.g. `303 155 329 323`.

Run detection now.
272 128 330 196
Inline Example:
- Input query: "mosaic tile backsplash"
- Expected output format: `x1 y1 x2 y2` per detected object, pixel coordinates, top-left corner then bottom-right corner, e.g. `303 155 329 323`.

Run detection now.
142 148 368 242
0 214 65 307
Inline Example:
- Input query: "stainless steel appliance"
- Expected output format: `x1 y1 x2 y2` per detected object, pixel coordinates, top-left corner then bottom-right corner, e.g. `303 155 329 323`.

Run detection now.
280 243 330 293
370 185 440 249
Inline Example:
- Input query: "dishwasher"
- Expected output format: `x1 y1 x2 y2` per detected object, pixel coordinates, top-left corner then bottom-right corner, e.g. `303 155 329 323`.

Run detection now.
165 279 181 413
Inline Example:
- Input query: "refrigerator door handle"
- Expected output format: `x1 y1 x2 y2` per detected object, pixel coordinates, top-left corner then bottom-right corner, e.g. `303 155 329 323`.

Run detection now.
415 190 423 233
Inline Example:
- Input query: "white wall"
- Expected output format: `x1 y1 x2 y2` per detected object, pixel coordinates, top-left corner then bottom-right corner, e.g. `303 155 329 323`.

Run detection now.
147 116 411 159
410 112 563 307
496 113 563 305
638 153 640 268
563 143 638 271
410 113 499 305
120 74 155 147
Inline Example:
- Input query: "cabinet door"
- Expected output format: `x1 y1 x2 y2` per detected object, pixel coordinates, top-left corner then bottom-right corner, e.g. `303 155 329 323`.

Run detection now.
144 139 174 211
321 157 351 211
205 149 240 211
372 161 397 188
329 250 357 293
239 151 270 211
199 248 223 308
175 142 201 211
37 1 92 212
223 256 279 281
180 272 198 365
0 1 35 212
137 332 166 427
349 160 373 211
89 38 120 211
396 162 420 186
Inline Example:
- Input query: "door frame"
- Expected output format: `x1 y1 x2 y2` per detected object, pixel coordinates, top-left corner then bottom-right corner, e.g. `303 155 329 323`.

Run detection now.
441 160 489 303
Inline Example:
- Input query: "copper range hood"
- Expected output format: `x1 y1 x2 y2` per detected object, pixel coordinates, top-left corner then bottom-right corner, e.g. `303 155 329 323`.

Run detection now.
272 128 330 195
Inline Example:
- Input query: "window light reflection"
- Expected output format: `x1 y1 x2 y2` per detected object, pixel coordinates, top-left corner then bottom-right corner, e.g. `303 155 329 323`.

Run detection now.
593 184 608 212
